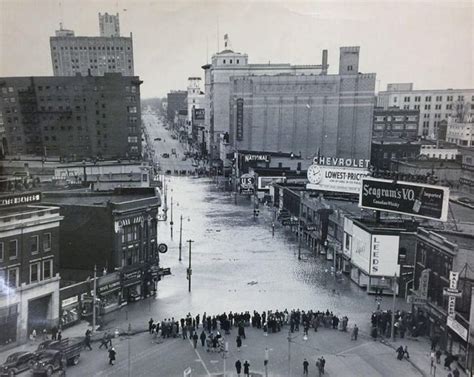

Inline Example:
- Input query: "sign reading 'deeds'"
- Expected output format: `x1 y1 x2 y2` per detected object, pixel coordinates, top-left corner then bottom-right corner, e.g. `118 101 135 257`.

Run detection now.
0 192 42 208
359 178 449 222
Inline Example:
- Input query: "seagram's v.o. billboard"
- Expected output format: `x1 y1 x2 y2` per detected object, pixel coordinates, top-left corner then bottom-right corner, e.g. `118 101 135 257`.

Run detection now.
359 178 450 222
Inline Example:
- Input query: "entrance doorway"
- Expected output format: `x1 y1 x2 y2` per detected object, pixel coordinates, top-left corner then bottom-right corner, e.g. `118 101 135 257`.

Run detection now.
28 295 52 334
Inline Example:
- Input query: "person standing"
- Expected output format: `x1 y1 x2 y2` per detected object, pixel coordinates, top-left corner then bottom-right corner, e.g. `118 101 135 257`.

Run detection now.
236 335 242 351
243 360 250 377
435 349 442 364
108 347 116 365
99 332 109 349
57 330 62 341
84 329 92 351
235 360 242 376
51 326 58 340
452 367 460 377
320 356 326 374
200 331 206 347
192 332 198 349
148 318 154 334
303 358 309 375
351 324 359 340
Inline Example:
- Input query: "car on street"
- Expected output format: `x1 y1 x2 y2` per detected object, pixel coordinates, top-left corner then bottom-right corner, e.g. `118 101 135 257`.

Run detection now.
31 350 66 377
1 351 37 377
181 157 187 161
35 338 82 366
162 153 170 158
154 137 162 141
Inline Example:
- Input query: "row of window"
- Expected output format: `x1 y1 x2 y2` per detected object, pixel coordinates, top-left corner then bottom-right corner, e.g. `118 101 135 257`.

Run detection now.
1 85 138 93
399 95 472 103
0 259 53 288
53 45 131 51
0 234 51 262
374 115 418 122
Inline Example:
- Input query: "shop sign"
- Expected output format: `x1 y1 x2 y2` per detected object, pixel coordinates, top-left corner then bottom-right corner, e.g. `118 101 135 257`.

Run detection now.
98 280 121 294
158 268 171 276
419 269 430 299
313 156 371 169
61 296 78 307
243 154 271 163
117 216 144 227
444 288 462 297
449 271 459 289
193 108 205 121
0 192 42 208
306 224 317 231
282 219 299 226
359 178 450 222
306 164 370 194
240 174 255 189
447 317 468 341
240 188 254 195
236 98 244 141
258 176 285 190
407 295 427 305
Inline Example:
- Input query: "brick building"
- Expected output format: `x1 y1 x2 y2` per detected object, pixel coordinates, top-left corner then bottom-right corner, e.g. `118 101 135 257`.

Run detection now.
0 74 142 159
42 188 161 307
0 192 62 347
373 107 420 140
228 47 376 161
166 91 187 123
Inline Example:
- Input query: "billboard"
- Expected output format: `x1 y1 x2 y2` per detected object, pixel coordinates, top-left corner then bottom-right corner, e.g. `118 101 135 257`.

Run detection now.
193 108 205 121
359 178 450 222
369 234 400 277
351 224 372 274
306 165 370 194
0 192 42 208
258 176 286 190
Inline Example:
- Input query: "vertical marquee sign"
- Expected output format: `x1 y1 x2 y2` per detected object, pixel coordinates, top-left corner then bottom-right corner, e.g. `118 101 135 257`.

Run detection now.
236 98 244 141
359 178 449 222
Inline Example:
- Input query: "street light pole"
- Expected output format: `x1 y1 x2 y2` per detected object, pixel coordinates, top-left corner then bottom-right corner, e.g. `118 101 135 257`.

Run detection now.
170 196 174 240
264 347 269 377
92 264 97 333
391 273 398 341
179 215 183 261
287 330 292 377
298 200 302 260
187 240 194 292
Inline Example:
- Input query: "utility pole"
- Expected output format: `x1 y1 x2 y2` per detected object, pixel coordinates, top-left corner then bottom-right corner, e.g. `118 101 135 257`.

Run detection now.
264 347 269 377
170 196 174 240
391 273 397 341
187 240 194 292
298 200 302 260
127 323 132 377
179 215 183 261
222 341 228 376
92 264 97 333
287 330 292 377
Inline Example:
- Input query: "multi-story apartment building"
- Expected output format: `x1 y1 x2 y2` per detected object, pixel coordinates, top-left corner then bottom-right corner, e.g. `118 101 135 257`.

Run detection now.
50 14 133 77
99 12 120 37
446 116 474 147
202 36 328 159
372 107 420 140
377 84 474 138
228 47 376 161
0 74 142 159
0 192 62 347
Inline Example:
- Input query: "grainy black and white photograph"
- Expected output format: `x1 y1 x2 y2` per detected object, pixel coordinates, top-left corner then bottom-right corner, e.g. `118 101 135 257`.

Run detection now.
0 0 473 376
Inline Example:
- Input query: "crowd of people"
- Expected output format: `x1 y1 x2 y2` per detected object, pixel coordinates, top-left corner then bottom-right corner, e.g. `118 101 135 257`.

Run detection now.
145 308 356 375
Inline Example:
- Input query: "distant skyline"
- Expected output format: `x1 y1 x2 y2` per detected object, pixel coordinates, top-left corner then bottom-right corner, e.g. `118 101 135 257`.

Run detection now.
0 0 472 99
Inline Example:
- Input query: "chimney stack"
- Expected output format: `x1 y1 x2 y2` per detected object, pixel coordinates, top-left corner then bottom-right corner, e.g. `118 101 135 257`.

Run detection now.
321 49 328 75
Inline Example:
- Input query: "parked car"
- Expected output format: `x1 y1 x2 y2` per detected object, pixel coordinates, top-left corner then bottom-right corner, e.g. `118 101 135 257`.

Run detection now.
162 153 170 158
154 137 162 141
31 350 66 376
35 338 82 366
1 351 37 377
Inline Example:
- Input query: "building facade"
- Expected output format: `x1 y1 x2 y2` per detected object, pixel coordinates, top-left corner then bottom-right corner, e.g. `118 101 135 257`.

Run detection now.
0 74 142 159
446 117 474 147
42 188 161 305
459 148 474 193
228 48 376 161
202 36 329 159
0 192 62 347
99 12 120 37
50 18 133 77
373 107 420 140
371 140 423 170
377 85 474 138
166 91 187 123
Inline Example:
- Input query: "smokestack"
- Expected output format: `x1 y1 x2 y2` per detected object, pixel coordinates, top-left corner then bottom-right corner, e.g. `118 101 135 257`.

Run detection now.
322 49 328 75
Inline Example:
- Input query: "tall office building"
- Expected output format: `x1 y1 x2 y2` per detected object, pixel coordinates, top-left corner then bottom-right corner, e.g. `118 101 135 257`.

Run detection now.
228 47 376 161
99 12 120 37
377 85 474 139
0 73 142 159
50 13 134 77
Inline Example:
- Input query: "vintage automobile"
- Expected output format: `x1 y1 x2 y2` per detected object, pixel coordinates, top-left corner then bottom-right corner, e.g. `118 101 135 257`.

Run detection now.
30 350 66 377
0 351 37 377
35 338 81 366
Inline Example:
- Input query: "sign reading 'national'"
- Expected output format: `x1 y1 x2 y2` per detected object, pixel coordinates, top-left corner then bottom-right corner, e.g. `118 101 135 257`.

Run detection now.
359 178 449 222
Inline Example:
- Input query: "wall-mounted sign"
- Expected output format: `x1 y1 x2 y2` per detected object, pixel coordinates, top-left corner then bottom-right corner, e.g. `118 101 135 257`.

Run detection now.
236 98 244 141
61 296 79 307
0 192 41 208
243 154 271 163
359 178 449 222
313 156 371 169
370 234 400 277
98 280 121 295
158 267 171 276
306 164 370 194
193 108 205 121
258 176 286 190
418 269 430 299
158 243 168 254
447 317 468 341
282 219 299 226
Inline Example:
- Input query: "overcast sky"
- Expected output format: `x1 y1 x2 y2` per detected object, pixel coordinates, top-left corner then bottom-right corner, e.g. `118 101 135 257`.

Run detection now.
0 0 472 98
